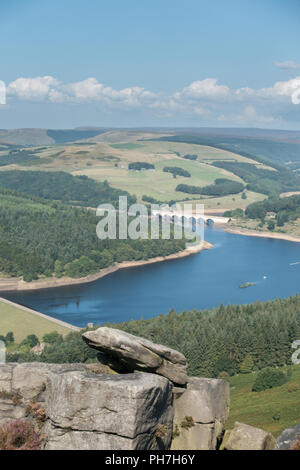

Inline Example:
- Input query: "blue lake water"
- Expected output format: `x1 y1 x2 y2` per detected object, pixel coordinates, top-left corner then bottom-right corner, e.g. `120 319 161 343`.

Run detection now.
3 227 300 327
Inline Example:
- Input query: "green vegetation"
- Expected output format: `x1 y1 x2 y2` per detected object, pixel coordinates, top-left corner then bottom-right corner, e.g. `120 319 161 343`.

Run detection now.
239 354 254 374
53 137 252 204
239 282 256 288
227 364 300 437
6 294 300 384
110 142 144 150
158 134 300 168
0 188 185 280
245 194 300 226
0 301 71 343
6 330 98 364
128 162 155 170
252 367 289 392
176 179 244 196
224 208 244 218
163 166 191 178
212 161 300 196
5 294 300 436
0 170 136 207
111 296 300 378
182 154 198 161
0 149 41 167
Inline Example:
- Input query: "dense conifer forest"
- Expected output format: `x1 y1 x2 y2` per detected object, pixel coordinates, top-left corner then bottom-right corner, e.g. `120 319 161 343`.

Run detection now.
0 188 185 281
0 170 136 207
6 295 300 379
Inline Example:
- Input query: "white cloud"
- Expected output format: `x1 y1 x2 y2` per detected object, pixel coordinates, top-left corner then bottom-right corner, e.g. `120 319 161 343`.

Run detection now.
4 75 300 126
7 76 59 100
0 80 6 105
62 78 157 108
178 78 230 99
274 60 300 70
218 105 280 126
257 77 300 104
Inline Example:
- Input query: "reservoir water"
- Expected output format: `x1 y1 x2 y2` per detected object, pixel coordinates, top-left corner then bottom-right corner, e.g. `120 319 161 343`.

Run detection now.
4 227 300 327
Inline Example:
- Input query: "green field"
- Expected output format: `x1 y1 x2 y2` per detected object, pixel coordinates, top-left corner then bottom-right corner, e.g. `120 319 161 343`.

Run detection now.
0 300 72 343
186 191 266 212
109 142 144 150
226 364 300 437
0 132 269 209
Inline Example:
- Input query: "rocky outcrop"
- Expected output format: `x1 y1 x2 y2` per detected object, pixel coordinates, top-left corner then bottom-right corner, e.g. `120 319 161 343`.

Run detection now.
0 327 280 451
276 422 300 450
224 422 276 450
82 327 188 385
7 329 285 451
0 363 173 450
44 370 173 450
171 377 230 450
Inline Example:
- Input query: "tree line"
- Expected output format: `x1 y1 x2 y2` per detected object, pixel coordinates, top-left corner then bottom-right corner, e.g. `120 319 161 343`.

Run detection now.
6 295 300 379
0 170 136 208
0 188 185 281
212 161 300 197
128 162 155 170
163 166 191 178
245 194 300 226
176 178 244 196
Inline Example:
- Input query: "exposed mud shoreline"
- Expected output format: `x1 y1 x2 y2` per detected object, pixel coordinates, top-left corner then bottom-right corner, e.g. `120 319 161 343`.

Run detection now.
0 241 212 293
225 226 300 243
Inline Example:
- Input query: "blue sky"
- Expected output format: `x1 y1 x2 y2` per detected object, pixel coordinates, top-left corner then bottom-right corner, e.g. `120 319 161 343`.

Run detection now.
0 0 300 128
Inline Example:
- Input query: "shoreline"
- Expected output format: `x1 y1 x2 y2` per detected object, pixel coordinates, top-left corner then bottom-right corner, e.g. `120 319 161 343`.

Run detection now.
0 241 212 293
225 225 300 243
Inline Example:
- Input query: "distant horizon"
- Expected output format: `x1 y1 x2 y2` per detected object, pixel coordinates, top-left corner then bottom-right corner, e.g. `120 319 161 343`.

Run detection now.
1 126 300 133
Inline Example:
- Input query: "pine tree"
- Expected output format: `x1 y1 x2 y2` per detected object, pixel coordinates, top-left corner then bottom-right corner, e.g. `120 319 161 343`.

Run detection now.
240 354 254 374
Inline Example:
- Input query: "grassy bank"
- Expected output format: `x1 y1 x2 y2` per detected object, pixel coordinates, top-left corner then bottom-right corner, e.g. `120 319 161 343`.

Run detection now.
227 364 300 437
0 300 72 343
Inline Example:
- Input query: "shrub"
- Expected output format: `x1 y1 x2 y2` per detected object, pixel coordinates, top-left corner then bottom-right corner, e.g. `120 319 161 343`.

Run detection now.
154 424 168 439
180 416 195 429
182 154 197 161
252 367 288 392
5 332 14 343
218 371 230 379
172 424 180 439
128 162 154 171
0 420 42 450
163 166 191 178
287 383 299 393
291 439 300 450
26 403 46 427
42 331 63 344
20 334 39 348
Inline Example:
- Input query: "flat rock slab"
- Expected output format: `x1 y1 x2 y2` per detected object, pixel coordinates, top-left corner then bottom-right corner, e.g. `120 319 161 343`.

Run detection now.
82 327 188 385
